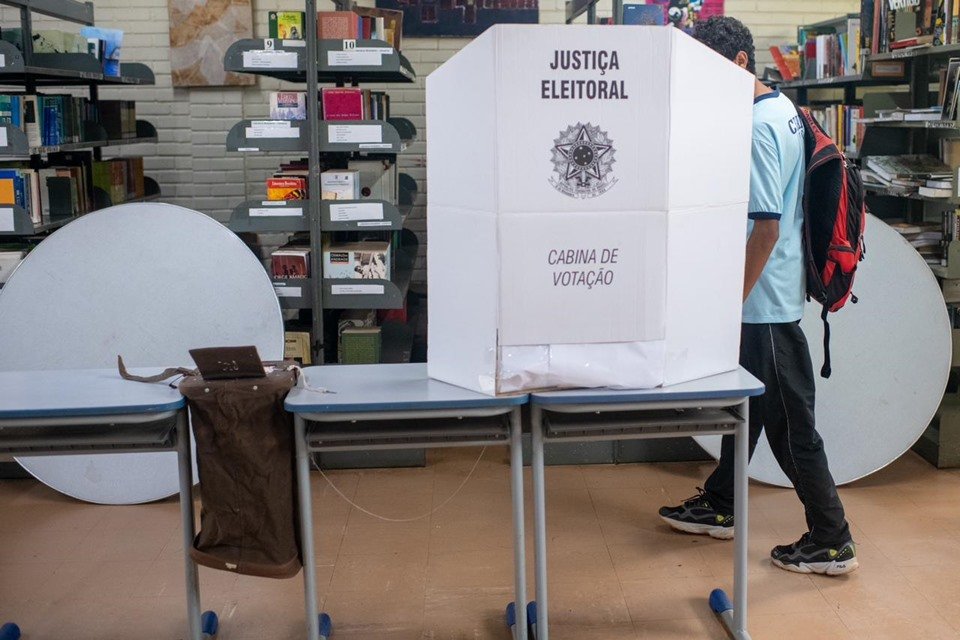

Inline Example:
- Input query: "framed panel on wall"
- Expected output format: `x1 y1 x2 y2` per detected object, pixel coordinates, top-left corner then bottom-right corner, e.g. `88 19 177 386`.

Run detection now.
376 0 539 38
168 0 256 87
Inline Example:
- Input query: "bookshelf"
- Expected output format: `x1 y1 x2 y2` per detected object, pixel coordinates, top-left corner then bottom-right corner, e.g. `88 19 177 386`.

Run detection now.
222 1 423 469
779 10 960 469
0 0 158 238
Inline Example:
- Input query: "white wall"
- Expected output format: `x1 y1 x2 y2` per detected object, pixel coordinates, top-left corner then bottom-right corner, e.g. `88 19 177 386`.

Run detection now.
5 0 858 283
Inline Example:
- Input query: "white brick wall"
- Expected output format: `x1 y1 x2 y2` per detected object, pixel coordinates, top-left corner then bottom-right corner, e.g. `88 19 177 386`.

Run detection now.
2 0 857 282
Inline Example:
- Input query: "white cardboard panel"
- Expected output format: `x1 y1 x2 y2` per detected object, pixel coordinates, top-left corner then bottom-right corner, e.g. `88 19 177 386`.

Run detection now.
427 206 500 395
667 34 753 210
496 25 671 213
497 210 667 346
663 204 746 385
425 31 497 211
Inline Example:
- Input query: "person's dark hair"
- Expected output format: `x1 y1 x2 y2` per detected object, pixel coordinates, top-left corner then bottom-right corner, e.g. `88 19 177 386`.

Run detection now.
693 16 755 75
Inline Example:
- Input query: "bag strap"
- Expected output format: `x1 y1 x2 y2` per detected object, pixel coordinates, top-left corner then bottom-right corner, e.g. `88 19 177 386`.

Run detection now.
819 307 832 379
117 355 196 383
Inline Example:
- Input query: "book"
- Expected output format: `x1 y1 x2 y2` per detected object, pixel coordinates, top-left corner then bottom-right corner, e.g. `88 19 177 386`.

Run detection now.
352 7 402 50
338 327 381 365
866 154 953 182
769 45 799 81
267 177 307 200
621 3 665 25
269 11 306 40
321 170 360 200
919 185 954 197
890 0 938 47
284 331 312 365
323 240 390 279
321 87 365 120
269 91 307 120
271 247 311 278
317 11 359 40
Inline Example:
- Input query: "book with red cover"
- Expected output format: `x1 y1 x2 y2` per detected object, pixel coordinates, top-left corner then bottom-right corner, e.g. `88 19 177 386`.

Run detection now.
271 248 311 279
768 46 796 81
322 88 365 120
317 11 359 40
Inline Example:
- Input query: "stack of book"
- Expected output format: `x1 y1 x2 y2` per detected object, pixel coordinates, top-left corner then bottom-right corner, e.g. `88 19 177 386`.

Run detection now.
795 15 861 80
890 221 944 265
0 95 140 146
321 88 390 121
92 158 146 206
317 8 402 51
98 100 137 140
267 159 310 200
863 155 953 197
862 0 951 55
769 45 801 81
810 104 864 154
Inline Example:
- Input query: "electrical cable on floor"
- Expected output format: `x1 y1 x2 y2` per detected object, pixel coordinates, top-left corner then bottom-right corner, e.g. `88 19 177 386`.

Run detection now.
311 447 487 522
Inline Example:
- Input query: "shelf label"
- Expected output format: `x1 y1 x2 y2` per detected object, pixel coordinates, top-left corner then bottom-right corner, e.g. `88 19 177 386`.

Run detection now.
246 121 300 139
0 207 12 232
274 284 302 298
359 143 393 149
283 40 307 48
0 127 7 148
251 206 303 217
0 54 5 68
331 284 385 295
243 49 298 69
260 200 288 206
328 124 382 144
357 220 393 227
238 147 260 152
329 202 384 222
327 50 383 67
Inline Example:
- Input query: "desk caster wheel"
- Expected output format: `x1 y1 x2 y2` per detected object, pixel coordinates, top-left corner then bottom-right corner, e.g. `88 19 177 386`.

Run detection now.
526 602 538 639
201 610 218 638
0 623 21 640
319 612 333 639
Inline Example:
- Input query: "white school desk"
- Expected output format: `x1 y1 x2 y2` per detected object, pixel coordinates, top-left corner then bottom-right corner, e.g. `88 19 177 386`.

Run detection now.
0 369 218 640
285 363 530 640
527 369 764 640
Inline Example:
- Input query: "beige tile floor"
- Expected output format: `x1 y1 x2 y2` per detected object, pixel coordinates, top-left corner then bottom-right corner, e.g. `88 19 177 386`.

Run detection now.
2 449 960 639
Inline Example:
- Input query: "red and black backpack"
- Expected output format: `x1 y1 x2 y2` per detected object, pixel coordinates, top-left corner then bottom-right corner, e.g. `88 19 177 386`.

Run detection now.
794 107 867 378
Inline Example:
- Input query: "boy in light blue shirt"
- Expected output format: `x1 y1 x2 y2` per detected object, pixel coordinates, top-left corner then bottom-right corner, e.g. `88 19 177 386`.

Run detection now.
658 16 857 576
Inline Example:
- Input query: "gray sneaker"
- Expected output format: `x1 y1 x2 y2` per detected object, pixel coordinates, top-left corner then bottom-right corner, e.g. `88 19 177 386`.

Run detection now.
770 533 859 575
658 488 735 540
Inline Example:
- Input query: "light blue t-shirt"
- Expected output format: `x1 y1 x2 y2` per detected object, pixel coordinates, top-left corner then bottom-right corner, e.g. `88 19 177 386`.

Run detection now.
742 89 806 324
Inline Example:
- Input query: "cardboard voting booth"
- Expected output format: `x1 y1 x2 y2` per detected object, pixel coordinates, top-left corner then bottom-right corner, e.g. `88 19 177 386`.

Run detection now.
426 25 754 395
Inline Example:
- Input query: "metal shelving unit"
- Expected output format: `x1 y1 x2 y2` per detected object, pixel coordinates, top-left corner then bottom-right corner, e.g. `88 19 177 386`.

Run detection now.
222 5 418 365
0 0 159 238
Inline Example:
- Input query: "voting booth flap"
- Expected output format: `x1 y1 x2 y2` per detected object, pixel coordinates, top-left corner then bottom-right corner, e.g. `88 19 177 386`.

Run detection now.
426 25 754 395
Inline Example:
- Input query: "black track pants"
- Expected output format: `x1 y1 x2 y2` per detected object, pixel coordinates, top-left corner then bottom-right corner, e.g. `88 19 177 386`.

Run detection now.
703 321 851 546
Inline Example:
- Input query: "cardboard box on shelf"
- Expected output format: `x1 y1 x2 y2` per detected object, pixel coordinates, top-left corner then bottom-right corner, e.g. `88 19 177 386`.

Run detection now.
426 25 754 395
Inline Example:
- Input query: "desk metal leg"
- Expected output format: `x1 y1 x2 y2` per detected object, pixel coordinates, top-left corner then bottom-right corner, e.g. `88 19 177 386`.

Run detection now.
732 398 750 639
531 405 548 640
295 415 322 640
508 407 528 640
710 399 751 640
175 410 206 640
